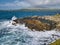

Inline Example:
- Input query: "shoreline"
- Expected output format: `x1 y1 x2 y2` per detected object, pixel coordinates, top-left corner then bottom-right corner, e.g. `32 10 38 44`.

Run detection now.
12 14 60 31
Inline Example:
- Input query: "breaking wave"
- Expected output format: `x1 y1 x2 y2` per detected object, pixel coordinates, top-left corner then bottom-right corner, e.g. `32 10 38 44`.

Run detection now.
0 17 60 45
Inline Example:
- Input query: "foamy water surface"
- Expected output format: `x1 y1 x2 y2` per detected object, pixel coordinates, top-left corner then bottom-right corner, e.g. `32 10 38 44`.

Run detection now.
0 18 60 45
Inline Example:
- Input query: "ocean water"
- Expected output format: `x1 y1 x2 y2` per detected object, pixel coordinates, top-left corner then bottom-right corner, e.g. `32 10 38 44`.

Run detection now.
0 10 60 19
0 10 60 45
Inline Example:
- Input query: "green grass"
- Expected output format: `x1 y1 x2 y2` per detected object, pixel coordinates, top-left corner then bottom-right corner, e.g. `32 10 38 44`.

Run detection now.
50 39 60 45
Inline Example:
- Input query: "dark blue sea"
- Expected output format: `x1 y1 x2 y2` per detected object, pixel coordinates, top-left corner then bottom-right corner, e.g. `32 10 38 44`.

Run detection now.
0 10 60 20
0 10 60 45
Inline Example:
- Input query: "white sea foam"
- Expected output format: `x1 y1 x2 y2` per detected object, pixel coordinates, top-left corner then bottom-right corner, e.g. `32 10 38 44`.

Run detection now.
12 16 17 20
0 20 60 45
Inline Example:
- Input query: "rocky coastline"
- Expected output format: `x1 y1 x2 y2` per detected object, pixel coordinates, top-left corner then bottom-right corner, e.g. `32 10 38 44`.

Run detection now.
12 14 60 31
12 14 60 45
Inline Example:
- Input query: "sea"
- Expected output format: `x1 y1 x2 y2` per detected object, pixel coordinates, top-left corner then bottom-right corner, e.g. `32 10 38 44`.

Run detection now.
0 10 60 45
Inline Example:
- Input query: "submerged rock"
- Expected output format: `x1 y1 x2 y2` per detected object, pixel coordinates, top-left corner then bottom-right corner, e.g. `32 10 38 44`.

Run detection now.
12 16 57 31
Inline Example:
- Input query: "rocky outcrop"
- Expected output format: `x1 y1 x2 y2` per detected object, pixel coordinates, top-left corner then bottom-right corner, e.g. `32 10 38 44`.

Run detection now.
12 16 57 31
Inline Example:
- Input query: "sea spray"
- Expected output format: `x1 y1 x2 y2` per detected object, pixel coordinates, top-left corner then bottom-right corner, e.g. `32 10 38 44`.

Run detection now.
12 16 17 20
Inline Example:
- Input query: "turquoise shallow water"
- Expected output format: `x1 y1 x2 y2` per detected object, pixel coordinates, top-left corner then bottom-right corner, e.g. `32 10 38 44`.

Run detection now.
0 10 60 45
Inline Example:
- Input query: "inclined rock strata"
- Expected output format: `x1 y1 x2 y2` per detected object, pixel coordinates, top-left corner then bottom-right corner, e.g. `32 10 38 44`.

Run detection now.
12 16 57 31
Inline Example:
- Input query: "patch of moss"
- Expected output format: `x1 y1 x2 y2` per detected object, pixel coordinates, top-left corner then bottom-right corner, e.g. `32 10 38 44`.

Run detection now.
50 39 60 45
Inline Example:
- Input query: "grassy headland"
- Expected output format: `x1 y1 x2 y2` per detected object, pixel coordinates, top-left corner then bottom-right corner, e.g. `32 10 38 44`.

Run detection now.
0 8 60 12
